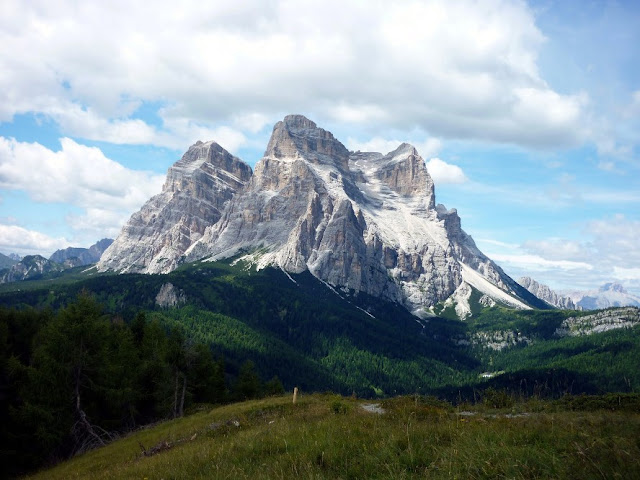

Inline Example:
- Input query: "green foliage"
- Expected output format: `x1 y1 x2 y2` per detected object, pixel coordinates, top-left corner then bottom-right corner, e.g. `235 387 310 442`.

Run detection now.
234 360 262 401
329 397 351 414
482 387 515 409
264 375 285 396
0 294 230 477
555 393 640 412
2 260 640 476
25 394 640 480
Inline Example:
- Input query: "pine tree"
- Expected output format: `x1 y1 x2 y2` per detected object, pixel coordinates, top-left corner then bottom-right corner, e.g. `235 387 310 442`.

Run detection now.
234 360 261 401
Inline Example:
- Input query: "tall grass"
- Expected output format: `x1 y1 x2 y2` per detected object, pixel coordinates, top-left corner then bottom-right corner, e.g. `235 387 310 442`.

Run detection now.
26 394 640 479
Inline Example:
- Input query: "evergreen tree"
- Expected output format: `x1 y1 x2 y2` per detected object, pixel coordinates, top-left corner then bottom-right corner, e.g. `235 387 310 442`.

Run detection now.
189 343 226 404
234 360 262 401
264 375 285 396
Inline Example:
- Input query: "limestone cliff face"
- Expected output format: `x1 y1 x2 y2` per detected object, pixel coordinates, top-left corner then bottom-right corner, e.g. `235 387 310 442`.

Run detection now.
97 141 252 273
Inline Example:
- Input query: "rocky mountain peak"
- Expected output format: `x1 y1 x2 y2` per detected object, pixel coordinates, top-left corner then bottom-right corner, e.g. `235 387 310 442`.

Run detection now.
265 114 350 171
97 141 252 274
103 114 537 318
1 254 65 284
165 140 252 196
374 142 435 202
600 282 626 293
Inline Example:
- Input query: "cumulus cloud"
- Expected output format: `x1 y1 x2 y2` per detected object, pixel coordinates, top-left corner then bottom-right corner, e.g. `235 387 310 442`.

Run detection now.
0 136 165 244
0 224 70 257
522 238 592 262
425 158 468 185
0 0 588 149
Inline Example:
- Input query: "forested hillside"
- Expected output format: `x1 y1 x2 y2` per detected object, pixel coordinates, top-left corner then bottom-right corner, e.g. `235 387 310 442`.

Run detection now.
1 259 640 477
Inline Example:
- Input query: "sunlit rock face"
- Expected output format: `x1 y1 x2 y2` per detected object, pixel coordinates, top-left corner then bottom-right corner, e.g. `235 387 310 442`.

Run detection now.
98 141 252 274
102 114 531 317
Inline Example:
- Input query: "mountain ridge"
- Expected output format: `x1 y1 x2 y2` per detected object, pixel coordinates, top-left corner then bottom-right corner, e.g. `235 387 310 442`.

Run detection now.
518 276 577 310
49 238 113 265
99 114 542 317
0 239 113 284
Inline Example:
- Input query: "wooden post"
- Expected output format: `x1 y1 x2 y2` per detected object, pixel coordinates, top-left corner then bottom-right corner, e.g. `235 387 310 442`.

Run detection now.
293 387 298 404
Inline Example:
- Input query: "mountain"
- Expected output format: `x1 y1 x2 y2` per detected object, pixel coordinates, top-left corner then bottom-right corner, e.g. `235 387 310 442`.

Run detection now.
518 276 577 310
0 254 65 283
99 114 544 317
97 141 252 274
0 252 18 269
565 283 640 310
49 238 113 266
1 239 113 284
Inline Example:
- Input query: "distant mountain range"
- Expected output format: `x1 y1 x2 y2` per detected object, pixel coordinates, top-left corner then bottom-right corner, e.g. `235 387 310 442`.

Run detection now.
564 283 640 310
0 239 112 284
49 238 113 266
519 276 640 310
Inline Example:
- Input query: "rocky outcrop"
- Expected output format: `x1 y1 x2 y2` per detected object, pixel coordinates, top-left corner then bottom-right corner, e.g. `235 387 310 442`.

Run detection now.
518 277 576 310
184 114 530 316
98 141 252 273
50 238 113 266
264 114 351 172
0 255 65 283
555 307 640 336
470 330 532 351
155 282 186 308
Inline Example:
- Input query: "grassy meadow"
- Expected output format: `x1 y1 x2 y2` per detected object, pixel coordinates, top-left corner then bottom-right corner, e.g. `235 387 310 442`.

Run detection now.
26 393 640 480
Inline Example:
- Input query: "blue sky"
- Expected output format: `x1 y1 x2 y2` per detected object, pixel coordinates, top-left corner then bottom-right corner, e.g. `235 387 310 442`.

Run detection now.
0 0 638 295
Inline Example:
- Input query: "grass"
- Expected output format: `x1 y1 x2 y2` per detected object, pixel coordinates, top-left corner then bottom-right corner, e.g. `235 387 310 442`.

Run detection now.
25 393 640 479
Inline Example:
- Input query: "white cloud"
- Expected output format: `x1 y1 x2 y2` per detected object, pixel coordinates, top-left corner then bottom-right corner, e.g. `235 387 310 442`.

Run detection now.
0 136 165 244
10 99 249 153
425 158 468 185
0 224 69 257
488 253 593 272
346 137 442 159
0 0 588 149
522 239 591 262
597 160 616 171
613 266 640 282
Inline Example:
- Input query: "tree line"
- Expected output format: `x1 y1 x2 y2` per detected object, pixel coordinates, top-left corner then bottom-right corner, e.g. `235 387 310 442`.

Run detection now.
0 293 283 478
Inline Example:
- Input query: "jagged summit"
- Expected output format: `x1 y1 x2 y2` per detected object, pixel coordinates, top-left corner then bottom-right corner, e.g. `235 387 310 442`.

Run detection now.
100 114 537 317
265 114 350 171
518 276 577 310
97 141 252 273
50 238 113 267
